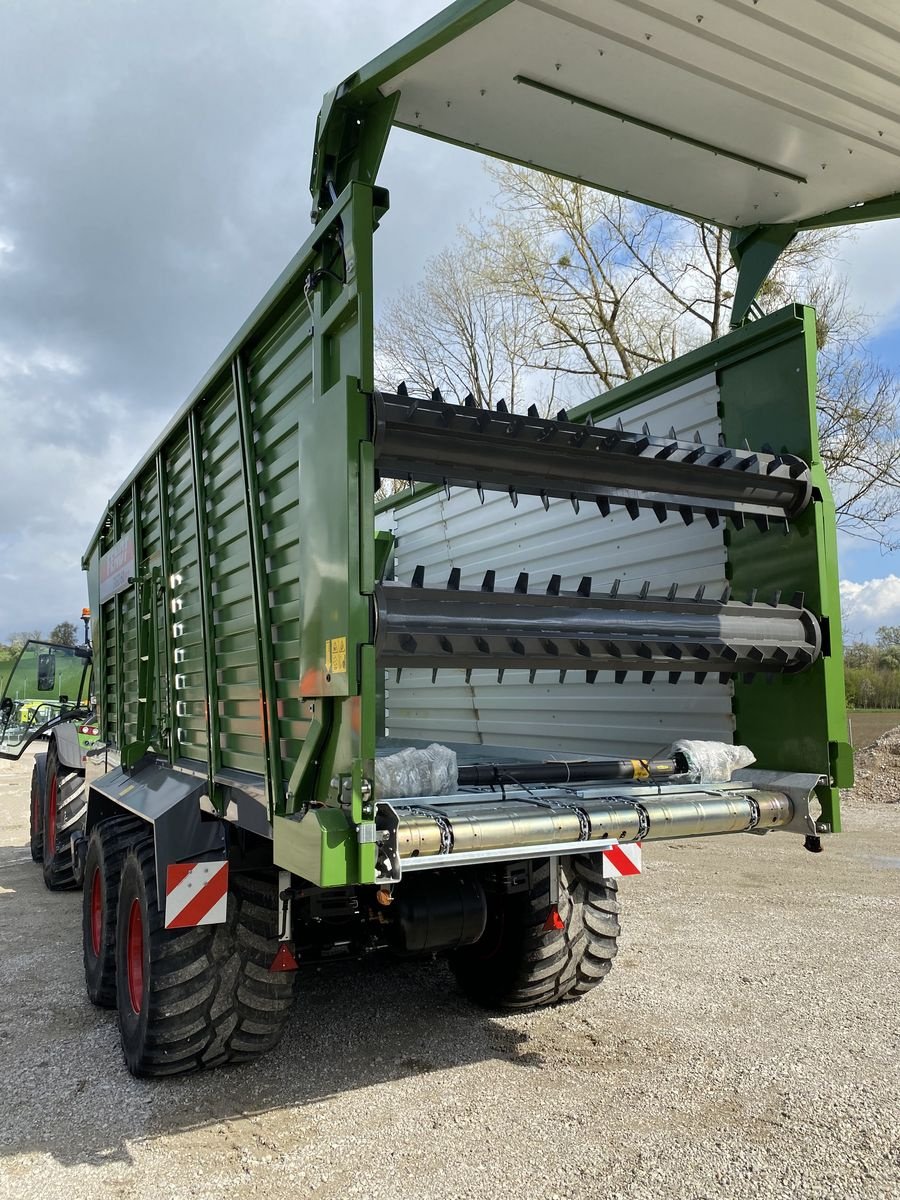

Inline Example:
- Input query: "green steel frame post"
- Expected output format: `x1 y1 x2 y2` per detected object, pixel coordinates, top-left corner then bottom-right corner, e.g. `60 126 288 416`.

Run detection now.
233 353 284 816
275 180 382 885
112 504 126 751
156 453 176 759
719 305 851 830
130 479 144 758
729 224 797 328
122 566 161 769
188 408 222 800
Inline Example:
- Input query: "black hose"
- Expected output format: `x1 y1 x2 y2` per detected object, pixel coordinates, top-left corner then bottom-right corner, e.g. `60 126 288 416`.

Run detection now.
456 756 686 788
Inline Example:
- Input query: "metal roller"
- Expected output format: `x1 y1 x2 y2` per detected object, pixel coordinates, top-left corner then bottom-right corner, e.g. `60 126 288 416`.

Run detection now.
384 787 793 869
375 572 822 682
373 389 811 528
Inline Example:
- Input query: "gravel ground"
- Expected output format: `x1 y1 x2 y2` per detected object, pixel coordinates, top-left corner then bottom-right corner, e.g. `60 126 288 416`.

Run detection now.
1 744 898 1200
842 726 900 808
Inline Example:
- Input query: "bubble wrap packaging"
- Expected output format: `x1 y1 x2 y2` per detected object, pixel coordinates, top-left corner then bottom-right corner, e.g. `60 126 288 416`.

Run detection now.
665 739 756 783
374 743 458 799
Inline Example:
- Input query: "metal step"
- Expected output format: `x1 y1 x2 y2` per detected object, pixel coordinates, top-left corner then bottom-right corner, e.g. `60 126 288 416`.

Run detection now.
375 571 821 683
373 389 811 529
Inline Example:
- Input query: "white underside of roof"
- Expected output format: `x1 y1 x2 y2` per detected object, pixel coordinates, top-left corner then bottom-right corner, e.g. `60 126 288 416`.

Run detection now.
379 0 900 227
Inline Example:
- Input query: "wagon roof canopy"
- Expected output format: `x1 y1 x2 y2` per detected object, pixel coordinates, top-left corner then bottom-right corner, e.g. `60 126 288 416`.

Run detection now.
349 0 900 230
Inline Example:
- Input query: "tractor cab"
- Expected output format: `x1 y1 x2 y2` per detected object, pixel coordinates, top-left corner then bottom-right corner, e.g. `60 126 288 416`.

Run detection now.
0 639 94 759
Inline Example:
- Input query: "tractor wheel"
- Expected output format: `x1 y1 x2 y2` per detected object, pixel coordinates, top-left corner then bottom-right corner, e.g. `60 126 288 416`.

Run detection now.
41 741 85 891
83 815 145 1007
449 855 620 1010
115 833 297 1077
29 753 47 863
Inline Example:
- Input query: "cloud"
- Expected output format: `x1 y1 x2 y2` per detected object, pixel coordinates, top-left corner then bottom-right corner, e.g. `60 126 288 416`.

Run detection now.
0 1 897 644
838 223 900 337
0 0 484 638
840 576 900 640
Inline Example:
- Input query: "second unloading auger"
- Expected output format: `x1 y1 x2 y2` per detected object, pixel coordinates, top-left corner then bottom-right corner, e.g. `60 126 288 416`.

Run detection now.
374 389 823 685
373 389 812 529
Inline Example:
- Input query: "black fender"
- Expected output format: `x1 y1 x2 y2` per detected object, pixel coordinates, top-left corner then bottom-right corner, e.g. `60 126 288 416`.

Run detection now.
51 721 86 773
86 757 227 910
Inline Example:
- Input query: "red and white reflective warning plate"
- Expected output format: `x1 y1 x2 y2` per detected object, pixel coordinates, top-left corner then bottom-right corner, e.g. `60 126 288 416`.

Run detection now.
164 860 229 929
601 843 642 878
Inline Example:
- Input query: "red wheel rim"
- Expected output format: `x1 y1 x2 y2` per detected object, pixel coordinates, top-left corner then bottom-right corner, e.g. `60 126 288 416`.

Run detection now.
126 899 144 1015
90 869 103 957
46 774 57 853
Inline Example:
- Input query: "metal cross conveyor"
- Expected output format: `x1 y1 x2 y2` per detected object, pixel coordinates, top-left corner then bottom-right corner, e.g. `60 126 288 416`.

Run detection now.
375 779 804 879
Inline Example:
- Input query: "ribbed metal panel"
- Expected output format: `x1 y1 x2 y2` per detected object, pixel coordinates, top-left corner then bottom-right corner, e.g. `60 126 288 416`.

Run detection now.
116 498 139 750
200 382 264 776
246 295 314 783
379 374 735 756
166 432 207 762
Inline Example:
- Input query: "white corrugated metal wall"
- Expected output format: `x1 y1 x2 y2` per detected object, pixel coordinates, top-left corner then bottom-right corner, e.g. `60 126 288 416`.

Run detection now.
376 373 735 756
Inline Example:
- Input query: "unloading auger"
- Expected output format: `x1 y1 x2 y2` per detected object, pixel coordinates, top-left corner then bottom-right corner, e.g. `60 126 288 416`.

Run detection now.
373 388 812 530
373 389 823 686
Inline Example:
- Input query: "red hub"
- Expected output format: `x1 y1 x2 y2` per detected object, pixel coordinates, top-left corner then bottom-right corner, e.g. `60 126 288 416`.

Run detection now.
89 869 103 957
126 899 144 1015
46 774 57 854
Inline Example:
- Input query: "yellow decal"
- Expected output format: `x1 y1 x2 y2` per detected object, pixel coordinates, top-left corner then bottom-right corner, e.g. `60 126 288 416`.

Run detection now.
326 636 348 675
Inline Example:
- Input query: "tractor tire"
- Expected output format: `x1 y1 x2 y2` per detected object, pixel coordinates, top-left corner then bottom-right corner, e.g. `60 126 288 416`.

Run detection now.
115 833 297 1077
449 855 620 1010
29 753 47 863
41 741 86 891
83 815 146 1007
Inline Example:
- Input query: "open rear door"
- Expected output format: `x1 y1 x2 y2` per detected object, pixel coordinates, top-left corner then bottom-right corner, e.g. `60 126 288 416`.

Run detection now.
0 640 92 759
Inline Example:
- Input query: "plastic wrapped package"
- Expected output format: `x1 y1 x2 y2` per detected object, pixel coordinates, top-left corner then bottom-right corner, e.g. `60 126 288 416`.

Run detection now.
665 739 756 784
374 743 458 798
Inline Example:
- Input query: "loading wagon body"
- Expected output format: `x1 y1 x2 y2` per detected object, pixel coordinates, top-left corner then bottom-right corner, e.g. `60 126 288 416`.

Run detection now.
8 0 895 1076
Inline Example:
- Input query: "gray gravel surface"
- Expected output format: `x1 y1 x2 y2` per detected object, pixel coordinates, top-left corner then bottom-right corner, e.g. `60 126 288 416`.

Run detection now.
1 745 898 1200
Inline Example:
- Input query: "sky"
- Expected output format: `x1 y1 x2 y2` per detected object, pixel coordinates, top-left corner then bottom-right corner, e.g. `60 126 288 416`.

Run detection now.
0 0 897 645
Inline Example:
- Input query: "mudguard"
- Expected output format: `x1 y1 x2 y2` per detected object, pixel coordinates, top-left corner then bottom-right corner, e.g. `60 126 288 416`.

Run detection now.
86 759 227 910
52 721 85 772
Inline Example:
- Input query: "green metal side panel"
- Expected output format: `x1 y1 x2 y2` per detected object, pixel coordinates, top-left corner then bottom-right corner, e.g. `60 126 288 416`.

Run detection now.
719 306 851 832
569 305 850 832
85 181 381 884
199 380 265 777
245 271 314 789
137 467 169 753
117 498 139 751
165 430 208 764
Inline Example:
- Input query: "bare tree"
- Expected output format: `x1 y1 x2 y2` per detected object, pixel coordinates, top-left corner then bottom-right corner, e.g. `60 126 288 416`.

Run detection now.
377 240 542 411
477 162 849 377
377 160 900 545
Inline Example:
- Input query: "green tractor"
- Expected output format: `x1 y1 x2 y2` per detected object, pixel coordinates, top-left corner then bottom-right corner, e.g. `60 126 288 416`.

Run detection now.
0 614 100 889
